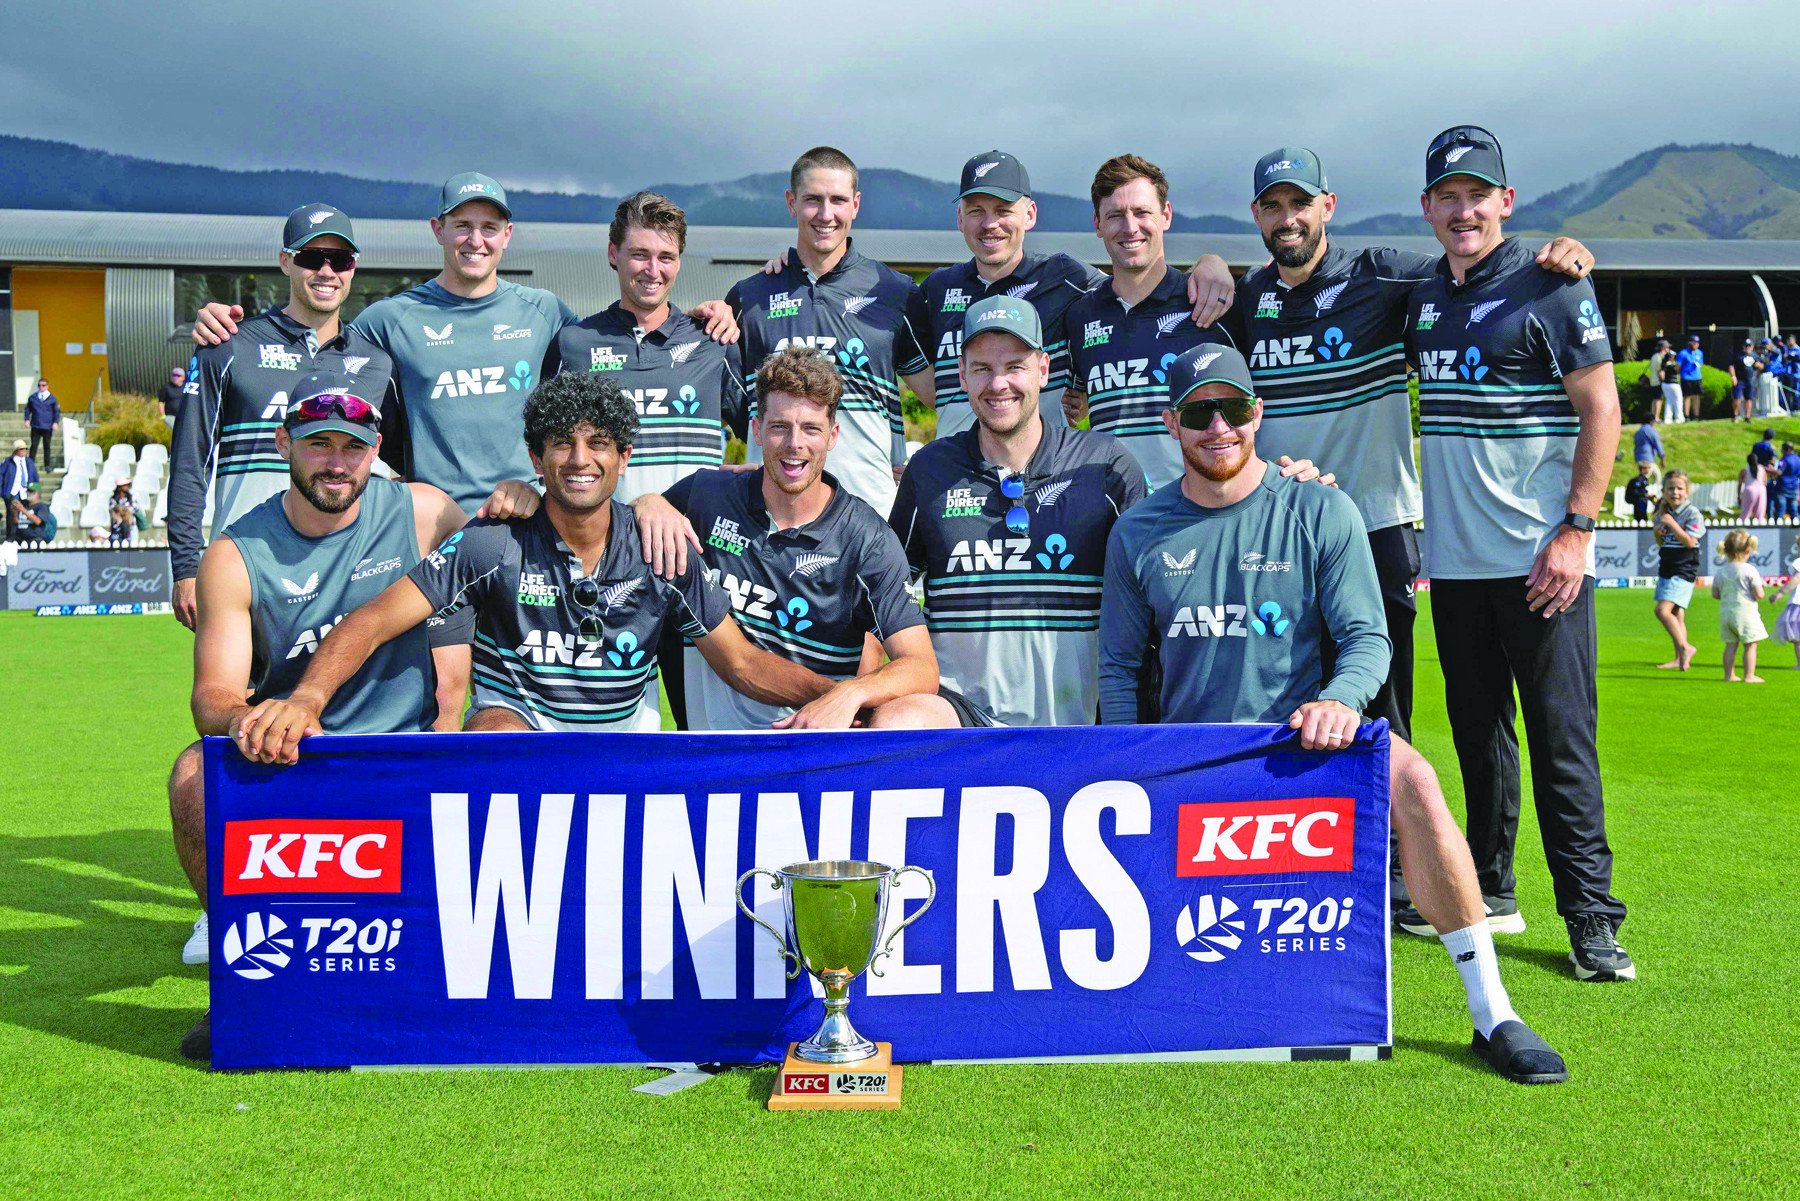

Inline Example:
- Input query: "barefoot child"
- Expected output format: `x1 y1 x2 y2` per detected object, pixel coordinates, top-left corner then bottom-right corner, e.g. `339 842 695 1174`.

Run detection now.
1770 557 1800 670
1652 471 1704 671
1713 530 1768 683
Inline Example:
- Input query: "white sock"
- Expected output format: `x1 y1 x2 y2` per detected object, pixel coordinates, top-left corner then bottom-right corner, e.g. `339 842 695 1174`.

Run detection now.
1440 923 1519 1038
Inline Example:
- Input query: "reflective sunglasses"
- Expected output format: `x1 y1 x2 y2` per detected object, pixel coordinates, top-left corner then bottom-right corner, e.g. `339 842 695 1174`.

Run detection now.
570 575 605 643
290 393 378 425
1428 124 1504 159
291 246 359 272
1175 395 1258 430
999 473 1029 535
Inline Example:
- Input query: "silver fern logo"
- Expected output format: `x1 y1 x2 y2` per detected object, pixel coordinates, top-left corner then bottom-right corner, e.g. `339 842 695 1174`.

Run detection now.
1005 282 1039 300
789 553 840 579
1314 281 1350 313
1156 312 1187 336
601 578 644 612
1466 299 1508 327
843 295 877 317
1036 480 1073 507
668 341 703 365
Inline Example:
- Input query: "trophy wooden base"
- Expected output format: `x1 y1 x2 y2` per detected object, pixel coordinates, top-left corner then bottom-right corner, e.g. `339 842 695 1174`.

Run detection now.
767 1042 902 1110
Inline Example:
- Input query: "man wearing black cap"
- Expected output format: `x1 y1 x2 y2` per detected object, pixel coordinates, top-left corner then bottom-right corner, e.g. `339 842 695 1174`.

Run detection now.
1096 341 1568 1085
1409 126 1633 983
169 203 394 631
168 368 467 1058
1223 146 1593 936
910 150 1237 441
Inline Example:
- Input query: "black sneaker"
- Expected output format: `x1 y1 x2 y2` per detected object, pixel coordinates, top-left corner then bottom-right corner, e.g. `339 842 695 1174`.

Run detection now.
1483 895 1526 934
1566 913 1636 981
1392 903 1437 937
1472 1019 1569 1085
180 1009 211 1061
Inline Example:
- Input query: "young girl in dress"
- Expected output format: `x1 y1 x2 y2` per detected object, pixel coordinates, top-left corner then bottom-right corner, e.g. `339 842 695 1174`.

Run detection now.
1712 530 1767 683
1769 557 1800 670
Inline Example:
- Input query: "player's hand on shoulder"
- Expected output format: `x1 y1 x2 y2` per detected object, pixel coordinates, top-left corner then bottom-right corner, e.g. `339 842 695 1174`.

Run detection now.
631 493 700 580
1535 236 1593 280
476 479 541 520
192 303 243 347
761 249 790 276
688 300 740 346
1062 386 1090 426
1275 455 1336 488
1288 700 1359 751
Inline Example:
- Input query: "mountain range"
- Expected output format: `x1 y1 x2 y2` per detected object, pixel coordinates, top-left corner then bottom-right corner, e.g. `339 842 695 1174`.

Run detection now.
3 135 1799 238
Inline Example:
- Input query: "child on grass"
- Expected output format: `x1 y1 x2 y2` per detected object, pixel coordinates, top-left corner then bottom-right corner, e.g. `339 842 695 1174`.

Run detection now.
1652 471 1704 671
1712 530 1767 683
1769 557 1800 670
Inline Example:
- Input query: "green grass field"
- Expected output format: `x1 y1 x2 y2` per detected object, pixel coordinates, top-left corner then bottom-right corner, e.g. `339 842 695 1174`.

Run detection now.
2 593 1795 1198
1609 414 1800 489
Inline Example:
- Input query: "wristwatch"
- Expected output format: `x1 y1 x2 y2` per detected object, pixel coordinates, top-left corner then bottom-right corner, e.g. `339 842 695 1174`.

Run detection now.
1561 512 1596 533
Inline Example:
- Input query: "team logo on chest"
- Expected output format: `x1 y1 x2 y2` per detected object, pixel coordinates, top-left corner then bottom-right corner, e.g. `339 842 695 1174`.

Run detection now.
259 344 302 371
1254 292 1282 319
767 292 804 319
1314 281 1350 314
941 288 971 313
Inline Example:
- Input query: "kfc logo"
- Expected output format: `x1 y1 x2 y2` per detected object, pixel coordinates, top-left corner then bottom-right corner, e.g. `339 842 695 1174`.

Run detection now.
223 819 403 894
782 1072 830 1093
1175 798 1354 877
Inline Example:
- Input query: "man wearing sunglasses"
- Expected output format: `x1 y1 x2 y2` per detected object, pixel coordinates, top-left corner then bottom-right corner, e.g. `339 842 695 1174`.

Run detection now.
168 369 467 1059
169 203 394 633
1097 343 1568 1086
1409 127 1632 984
1224 146 1594 937
908 150 1237 442
1061 155 1240 492
230 372 836 750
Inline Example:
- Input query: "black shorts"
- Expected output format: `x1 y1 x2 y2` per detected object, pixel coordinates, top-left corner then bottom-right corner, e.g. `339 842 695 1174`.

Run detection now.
1680 378 1702 397
426 603 476 648
937 685 996 728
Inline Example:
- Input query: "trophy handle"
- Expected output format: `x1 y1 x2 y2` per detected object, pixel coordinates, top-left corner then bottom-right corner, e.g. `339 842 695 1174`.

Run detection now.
736 868 801 980
869 865 936 978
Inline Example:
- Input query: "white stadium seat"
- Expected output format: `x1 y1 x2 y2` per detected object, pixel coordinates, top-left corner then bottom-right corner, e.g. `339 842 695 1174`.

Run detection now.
154 487 169 527
105 443 137 468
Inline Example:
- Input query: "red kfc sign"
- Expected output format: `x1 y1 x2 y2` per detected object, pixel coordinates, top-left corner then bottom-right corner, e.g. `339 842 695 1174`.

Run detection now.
1176 798 1354 877
222 819 403 895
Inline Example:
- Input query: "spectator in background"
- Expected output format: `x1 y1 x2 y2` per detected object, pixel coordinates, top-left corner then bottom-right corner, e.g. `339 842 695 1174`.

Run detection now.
107 478 137 546
1632 420 1664 480
158 366 187 429
2 440 38 535
1625 460 1654 521
1657 348 1683 425
25 378 58 467
1651 470 1703 672
1739 451 1768 521
1776 442 1800 520
1753 428 1779 512
9 482 55 543
1712 530 1767 683
1767 559 1800 670
1676 335 1704 421
1645 338 1671 422
1734 338 1759 423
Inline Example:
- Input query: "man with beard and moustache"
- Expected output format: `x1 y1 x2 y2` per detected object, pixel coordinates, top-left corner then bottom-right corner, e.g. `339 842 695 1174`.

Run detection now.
551 192 749 728
230 372 836 749
167 370 467 1059
1060 155 1239 492
169 203 394 631
1097 343 1569 1086
1222 147 1594 936
192 174 743 733
730 147 935 516
909 150 1238 441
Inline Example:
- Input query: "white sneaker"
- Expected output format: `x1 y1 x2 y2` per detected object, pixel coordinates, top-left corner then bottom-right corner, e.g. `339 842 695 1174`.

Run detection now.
182 913 209 965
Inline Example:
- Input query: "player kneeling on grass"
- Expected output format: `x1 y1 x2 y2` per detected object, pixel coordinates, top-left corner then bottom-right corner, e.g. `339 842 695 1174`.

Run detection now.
1097 344 1567 1085
231 371 873 755
167 371 468 1060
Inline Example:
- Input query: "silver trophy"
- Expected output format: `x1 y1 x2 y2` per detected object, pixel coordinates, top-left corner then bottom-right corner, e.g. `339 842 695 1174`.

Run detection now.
736 860 936 1064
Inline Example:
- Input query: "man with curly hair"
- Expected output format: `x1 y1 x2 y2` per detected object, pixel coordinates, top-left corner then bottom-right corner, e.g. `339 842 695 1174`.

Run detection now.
230 372 838 753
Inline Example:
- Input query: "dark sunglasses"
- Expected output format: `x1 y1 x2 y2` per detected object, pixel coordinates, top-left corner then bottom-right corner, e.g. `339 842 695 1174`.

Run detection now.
290 394 378 425
570 576 604 643
291 246 358 272
1428 124 1504 159
1175 396 1258 430
999 473 1029 535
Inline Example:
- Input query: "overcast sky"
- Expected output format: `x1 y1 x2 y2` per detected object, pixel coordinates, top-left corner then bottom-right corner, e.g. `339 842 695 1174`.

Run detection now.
6 0 1795 223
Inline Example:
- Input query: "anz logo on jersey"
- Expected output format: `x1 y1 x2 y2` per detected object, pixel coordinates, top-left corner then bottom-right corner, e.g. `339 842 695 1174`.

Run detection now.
944 533 1077 575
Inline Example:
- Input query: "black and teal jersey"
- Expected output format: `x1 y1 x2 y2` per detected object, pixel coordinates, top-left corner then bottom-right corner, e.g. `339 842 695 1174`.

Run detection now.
351 279 577 514
1098 466 1390 725
1223 243 1432 533
406 504 729 731
1406 237 1612 579
224 478 434 734
726 241 929 515
889 419 1146 726
551 304 746 503
1064 265 1236 492
909 252 1105 439
664 468 924 730
169 307 394 580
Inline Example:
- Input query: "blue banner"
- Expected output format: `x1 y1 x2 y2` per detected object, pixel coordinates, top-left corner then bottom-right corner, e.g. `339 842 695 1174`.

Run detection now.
205 723 1391 1070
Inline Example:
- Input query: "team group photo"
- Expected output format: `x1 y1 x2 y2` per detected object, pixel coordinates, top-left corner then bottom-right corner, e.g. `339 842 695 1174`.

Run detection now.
1 2 1793 1196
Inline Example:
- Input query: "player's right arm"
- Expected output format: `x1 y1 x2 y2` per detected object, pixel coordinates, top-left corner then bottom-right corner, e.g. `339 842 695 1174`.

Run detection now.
632 473 704 579
190 537 256 736
192 303 242 346
169 345 229 629
1096 523 1153 724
